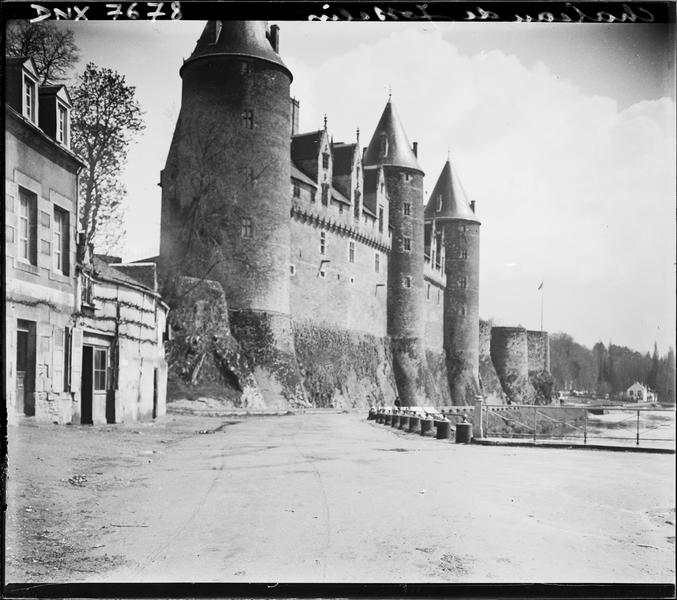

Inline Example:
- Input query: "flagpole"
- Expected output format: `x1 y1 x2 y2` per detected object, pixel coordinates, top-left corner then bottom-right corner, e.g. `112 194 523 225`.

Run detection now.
540 283 544 331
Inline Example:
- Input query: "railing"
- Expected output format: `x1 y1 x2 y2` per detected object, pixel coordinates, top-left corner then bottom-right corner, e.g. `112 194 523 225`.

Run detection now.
482 404 675 448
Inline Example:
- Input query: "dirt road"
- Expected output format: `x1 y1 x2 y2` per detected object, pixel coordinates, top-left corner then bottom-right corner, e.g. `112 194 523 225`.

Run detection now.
5 412 675 582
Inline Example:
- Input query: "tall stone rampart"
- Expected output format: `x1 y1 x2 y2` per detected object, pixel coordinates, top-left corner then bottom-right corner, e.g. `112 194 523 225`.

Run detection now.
479 320 505 403
527 329 554 404
490 326 536 404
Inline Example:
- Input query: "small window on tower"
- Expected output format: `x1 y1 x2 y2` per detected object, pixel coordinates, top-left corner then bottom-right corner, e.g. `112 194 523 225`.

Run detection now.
380 133 388 157
461 249 468 259
240 61 251 75
320 231 326 255
242 110 254 129
403 203 411 216
290 264 296 276
241 218 253 238
293 181 300 198
403 276 412 289
402 237 411 252
349 241 355 263
459 277 467 289
374 252 380 273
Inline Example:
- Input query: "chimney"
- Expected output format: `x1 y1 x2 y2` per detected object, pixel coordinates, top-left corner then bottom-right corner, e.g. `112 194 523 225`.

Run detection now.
412 141 418 157
290 97 300 135
268 24 280 53
470 200 476 214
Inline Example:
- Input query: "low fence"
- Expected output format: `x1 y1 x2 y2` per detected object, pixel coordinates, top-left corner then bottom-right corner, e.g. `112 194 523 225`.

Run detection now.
368 404 675 449
482 404 675 448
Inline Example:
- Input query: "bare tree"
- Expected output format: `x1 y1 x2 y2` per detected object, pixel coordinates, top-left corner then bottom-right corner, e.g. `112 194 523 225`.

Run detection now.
70 63 145 253
6 21 79 84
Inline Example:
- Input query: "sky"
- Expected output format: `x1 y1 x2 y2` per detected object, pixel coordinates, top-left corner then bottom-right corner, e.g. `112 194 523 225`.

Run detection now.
51 19 675 355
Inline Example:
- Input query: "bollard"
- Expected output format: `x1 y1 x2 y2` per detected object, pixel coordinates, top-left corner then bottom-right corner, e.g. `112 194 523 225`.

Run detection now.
392 413 401 428
420 417 434 436
399 414 410 429
409 415 420 433
376 411 384 424
435 419 451 440
368 407 376 420
455 422 472 443
384 412 392 425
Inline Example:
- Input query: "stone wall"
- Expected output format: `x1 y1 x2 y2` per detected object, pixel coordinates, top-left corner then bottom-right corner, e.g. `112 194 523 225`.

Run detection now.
292 320 396 408
479 320 505 403
490 326 536 404
527 330 554 405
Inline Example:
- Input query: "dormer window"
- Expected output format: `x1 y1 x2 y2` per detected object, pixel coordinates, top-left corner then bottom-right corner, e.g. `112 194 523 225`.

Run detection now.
379 133 388 158
57 103 69 147
437 195 443 212
293 181 300 198
23 73 37 124
322 152 330 170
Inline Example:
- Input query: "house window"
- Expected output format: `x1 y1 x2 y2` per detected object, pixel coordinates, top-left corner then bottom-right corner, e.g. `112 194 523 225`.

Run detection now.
321 184 329 206
57 103 69 147
437 195 443 211
374 252 380 273
94 348 107 391
293 181 300 198
378 206 384 233
322 152 330 170
349 241 355 263
81 275 93 306
403 276 412 288
290 264 296 275
242 110 254 129
437 289 441 304
54 207 70 275
339 204 344 214
460 249 468 259
459 277 467 289
23 74 37 123
311 190 316 203
320 231 326 255
241 217 252 238
18 187 37 265
403 203 411 216
403 237 411 252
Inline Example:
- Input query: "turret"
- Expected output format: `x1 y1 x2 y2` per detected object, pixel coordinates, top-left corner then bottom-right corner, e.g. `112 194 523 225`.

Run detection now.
425 159 480 404
159 21 304 405
364 100 427 406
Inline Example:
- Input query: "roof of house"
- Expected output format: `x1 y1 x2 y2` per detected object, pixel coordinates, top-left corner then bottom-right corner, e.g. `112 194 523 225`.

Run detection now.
424 159 479 224
363 100 422 173
331 143 356 176
182 21 291 79
91 255 157 294
291 130 323 161
291 163 317 188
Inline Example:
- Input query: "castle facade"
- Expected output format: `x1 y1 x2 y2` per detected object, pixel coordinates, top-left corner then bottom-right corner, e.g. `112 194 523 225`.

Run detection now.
158 21 550 408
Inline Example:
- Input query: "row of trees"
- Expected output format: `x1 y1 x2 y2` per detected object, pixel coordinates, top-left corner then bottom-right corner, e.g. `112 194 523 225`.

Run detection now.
550 333 676 404
6 21 144 254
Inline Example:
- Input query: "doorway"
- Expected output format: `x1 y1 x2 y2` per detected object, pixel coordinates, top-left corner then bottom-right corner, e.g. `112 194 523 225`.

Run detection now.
16 320 36 416
81 345 93 424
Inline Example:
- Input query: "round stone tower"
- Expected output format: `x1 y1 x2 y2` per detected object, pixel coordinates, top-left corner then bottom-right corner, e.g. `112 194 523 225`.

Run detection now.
159 21 304 405
425 160 480 404
490 326 534 404
364 100 428 406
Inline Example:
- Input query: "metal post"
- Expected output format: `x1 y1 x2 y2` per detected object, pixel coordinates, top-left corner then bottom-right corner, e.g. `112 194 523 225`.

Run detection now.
636 410 640 446
584 409 587 444
533 406 537 443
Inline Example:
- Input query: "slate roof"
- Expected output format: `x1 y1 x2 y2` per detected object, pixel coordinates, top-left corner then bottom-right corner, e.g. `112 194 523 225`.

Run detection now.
182 21 292 80
291 164 317 188
363 100 422 173
331 143 355 175
291 130 323 161
424 159 479 223
91 255 157 294
362 168 379 214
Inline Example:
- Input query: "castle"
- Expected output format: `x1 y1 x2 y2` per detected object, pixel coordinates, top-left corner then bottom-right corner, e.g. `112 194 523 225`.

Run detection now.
158 21 551 408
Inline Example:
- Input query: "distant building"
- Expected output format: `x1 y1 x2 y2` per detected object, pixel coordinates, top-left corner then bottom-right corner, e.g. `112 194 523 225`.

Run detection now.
626 382 655 403
5 56 169 425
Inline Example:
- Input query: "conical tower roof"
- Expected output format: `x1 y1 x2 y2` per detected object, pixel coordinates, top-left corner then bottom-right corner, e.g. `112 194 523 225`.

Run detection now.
424 159 480 223
181 21 292 80
363 100 423 173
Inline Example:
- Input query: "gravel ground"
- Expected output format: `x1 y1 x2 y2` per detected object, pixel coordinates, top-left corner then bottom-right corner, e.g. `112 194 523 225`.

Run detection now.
4 411 675 583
